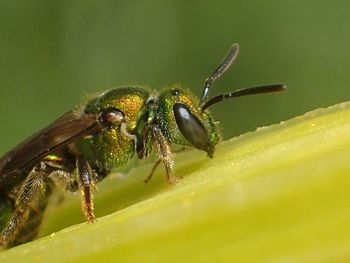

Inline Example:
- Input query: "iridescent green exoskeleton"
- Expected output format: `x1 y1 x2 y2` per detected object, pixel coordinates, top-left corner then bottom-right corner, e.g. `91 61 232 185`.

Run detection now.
0 43 286 247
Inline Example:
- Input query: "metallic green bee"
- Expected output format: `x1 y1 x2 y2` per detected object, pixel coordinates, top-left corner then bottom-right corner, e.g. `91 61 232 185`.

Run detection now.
0 43 285 247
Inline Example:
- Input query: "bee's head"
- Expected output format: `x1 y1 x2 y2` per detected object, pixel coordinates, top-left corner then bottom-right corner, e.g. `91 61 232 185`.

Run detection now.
157 43 286 157
157 87 220 157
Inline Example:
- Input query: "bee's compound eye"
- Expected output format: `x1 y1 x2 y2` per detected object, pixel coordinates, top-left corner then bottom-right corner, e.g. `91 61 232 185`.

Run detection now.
173 103 208 149
102 108 125 125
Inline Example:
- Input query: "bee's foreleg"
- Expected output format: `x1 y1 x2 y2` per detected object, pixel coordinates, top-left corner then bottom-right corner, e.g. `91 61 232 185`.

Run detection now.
145 147 190 183
0 162 48 247
144 159 161 183
151 125 182 184
77 156 96 223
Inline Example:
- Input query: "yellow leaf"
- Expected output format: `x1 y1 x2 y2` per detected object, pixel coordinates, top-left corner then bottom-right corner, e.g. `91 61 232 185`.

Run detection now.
1 102 350 262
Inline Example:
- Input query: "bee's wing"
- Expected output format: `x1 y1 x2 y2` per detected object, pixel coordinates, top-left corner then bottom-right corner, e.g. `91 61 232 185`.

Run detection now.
0 109 101 187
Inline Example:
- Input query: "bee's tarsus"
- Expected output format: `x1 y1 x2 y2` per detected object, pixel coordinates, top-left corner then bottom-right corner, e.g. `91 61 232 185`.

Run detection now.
144 159 161 184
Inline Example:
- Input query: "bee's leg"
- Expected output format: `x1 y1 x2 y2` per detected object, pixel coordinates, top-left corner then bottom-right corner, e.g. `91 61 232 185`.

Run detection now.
144 159 161 183
77 156 96 223
143 146 189 183
11 186 52 247
0 162 49 247
48 169 78 192
151 125 182 184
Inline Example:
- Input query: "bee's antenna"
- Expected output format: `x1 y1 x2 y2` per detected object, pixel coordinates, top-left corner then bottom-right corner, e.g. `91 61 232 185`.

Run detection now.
199 43 240 108
201 84 286 111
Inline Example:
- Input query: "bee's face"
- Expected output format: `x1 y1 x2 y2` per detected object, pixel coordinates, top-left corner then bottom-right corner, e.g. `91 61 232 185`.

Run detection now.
156 87 221 157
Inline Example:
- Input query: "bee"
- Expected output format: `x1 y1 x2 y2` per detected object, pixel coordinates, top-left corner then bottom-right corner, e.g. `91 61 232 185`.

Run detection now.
0 43 286 247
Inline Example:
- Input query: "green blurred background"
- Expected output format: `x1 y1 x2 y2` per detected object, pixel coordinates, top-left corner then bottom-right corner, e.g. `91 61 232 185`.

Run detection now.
0 0 349 155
